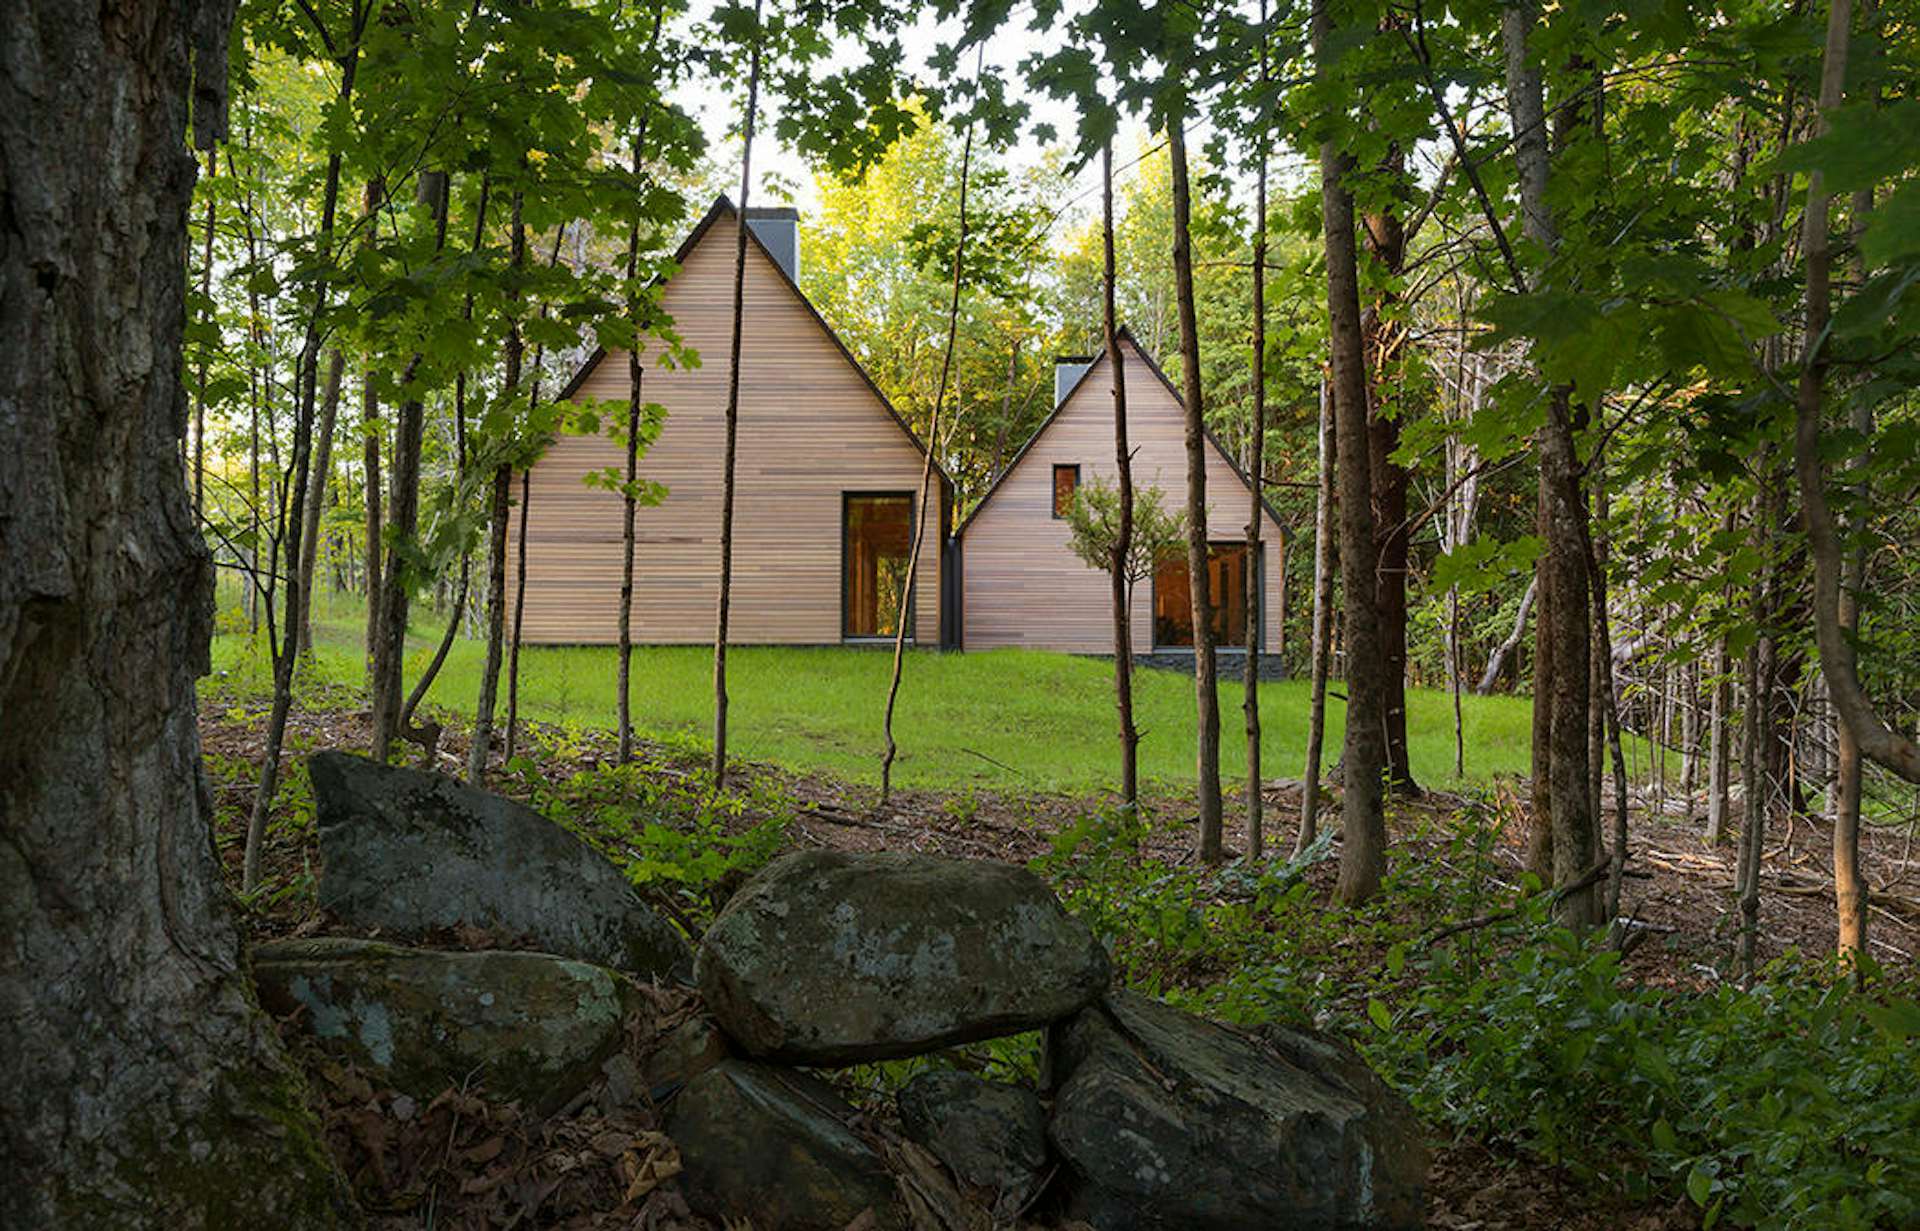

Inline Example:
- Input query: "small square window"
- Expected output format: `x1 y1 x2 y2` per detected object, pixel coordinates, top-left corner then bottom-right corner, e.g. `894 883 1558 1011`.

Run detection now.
1052 464 1081 518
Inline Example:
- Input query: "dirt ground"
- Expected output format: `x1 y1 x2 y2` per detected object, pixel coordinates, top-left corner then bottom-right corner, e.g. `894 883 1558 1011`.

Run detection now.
202 702 1920 1230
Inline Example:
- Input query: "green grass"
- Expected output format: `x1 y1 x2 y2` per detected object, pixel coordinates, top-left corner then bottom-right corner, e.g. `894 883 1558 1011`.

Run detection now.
209 583 1537 795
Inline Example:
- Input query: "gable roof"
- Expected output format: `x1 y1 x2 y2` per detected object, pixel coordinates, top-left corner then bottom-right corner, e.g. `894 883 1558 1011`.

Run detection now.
954 326 1288 537
552 195 951 492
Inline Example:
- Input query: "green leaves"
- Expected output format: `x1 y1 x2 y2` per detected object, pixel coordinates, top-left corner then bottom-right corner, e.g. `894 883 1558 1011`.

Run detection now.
1432 535 1543 598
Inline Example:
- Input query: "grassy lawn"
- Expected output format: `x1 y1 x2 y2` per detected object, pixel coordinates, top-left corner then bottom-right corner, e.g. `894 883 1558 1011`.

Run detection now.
210 584 1537 794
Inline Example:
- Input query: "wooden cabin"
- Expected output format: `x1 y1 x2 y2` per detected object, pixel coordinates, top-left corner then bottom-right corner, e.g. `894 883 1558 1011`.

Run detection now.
955 331 1286 659
510 198 952 647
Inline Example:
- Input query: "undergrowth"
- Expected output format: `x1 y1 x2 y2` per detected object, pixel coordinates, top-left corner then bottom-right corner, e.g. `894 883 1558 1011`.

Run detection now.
1033 798 1920 1231
203 674 1919 1230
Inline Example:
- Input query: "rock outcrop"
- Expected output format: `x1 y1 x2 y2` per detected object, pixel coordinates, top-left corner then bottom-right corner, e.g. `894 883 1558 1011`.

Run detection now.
668 1060 902 1230
697 850 1110 1064
309 751 687 978
898 1069 1048 1205
254 937 646 1112
1047 991 1427 1230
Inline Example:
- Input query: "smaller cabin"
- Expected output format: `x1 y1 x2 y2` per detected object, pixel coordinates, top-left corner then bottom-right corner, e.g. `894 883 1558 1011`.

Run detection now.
955 331 1286 662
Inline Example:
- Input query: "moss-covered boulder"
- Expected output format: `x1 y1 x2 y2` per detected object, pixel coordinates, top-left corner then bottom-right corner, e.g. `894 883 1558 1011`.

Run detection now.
696 851 1109 1064
308 750 688 979
254 937 647 1112
668 1060 902 1230
1047 991 1427 1230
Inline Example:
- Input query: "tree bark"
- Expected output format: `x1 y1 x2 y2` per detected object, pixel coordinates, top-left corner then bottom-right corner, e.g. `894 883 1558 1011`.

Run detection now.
0 0 349 1220
1103 141 1140 810
1297 377 1336 858
1316 0 1388 902
1505 0 1598 924
1168 116 1224 863
712 0 762 789
1360 145 1417 795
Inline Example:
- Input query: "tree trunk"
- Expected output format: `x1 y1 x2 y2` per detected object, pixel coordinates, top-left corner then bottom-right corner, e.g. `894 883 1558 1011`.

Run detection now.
883 51 979 806
1316 0 1388 901
1103 141 1140 810
1168 117 1224 863
469 186 526 784
370 171 451 762
0 0 349 1220
507 225 570 766
361 176 387 687
506 466 531 762
1736 451 1784 977
1297 378 1336 858
243 19 363 892
712 2 762 789
1790 0 1873 963
1478 574 1535 694
1360 144 1416 796
1706 632 1733 844
193 147 216 520
1505 0 1598 924
1245 39 1270 857
295 348 346 655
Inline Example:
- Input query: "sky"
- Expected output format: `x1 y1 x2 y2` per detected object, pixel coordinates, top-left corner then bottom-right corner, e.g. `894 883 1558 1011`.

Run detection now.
658 2 1333 263
656 2 1314 259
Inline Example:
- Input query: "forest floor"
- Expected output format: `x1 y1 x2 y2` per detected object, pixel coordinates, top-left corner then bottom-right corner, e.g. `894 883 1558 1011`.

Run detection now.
202 694 1920 1230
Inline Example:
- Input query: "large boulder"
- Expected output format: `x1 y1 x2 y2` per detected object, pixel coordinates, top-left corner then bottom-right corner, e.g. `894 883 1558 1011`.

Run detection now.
668 1060 902 1230
697 850 1109 1064
898 1070 1048 1204
309 750 687 978
254 937 646 1112
1047 992 1427 1230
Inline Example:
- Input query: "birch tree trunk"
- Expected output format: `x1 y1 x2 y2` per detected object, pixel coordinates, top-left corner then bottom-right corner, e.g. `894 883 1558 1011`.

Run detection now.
1297 378 1336 857
0 0 348 1219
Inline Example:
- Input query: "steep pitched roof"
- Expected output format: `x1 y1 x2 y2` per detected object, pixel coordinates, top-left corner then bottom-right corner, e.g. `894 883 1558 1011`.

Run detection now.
552 195 951 490
954 326 1288 537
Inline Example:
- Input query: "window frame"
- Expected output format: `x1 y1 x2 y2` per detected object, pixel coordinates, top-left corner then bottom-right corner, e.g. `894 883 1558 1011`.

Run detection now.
840 490 918 644
1051 464 1082 519
1149 540 1260 651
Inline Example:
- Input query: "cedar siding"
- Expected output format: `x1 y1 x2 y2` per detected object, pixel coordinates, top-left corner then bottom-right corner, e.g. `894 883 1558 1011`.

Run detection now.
958 335 1285 655
508 203 944 646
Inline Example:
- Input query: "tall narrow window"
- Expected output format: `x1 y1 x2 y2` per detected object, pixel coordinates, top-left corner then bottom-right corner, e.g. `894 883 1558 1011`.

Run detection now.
1052 464 1081 518
1152 543 1251 648
844 494 915 640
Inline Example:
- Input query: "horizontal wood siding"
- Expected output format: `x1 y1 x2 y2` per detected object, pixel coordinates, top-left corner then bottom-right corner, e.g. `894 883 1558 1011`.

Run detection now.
961 340 1286 655
508 213 940 645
